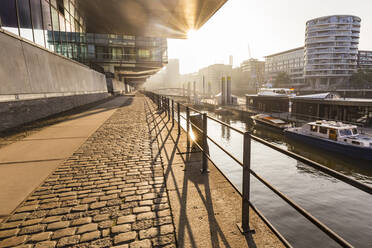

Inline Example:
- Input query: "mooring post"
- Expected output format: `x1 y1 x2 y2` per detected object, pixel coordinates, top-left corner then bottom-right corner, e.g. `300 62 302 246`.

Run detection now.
186 106 190 151
201 113 209 173
238 131 255 234
177 103 181 135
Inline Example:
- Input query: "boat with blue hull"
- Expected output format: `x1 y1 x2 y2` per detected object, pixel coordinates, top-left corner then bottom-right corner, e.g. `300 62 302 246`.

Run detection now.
285 120 372 161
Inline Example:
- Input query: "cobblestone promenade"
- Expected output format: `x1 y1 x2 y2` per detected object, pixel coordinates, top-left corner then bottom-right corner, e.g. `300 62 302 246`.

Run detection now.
0 96 176 248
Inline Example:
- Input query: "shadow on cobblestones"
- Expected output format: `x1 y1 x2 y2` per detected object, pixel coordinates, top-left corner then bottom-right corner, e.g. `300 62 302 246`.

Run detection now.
144 98 246 248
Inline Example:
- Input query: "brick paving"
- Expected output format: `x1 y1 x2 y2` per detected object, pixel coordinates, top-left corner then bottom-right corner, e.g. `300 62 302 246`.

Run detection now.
0 96 176 248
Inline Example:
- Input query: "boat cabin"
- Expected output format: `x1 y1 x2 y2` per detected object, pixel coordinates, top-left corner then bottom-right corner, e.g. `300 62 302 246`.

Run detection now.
304 120 372 147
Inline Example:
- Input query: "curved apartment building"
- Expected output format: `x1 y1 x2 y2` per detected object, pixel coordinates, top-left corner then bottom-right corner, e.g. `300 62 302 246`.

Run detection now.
304 15 361 87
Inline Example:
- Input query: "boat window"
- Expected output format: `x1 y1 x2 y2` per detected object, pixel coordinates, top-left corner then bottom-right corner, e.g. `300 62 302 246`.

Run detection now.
352 128 358 135
319 127 327 134
310 125 318 132
339 129 352 136
351 141 360 145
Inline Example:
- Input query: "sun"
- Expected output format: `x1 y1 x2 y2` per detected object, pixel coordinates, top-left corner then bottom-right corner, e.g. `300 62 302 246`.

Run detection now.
187 29 198 40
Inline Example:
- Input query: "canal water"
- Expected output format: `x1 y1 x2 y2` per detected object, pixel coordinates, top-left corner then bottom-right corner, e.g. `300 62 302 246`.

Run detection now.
180 109 372 247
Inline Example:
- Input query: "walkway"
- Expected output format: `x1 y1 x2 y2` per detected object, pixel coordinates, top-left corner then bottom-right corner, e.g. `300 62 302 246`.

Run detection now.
0 94 283 247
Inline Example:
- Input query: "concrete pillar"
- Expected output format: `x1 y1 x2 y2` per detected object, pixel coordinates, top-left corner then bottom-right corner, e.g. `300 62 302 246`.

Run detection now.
227 76 232 104
187 81 191 101
208 82 211 98
193 81 197 103
221 76 226 105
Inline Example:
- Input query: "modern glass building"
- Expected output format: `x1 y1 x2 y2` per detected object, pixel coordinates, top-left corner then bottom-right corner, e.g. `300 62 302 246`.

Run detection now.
0 0 168 85
357 50 372 70
304 15 361 87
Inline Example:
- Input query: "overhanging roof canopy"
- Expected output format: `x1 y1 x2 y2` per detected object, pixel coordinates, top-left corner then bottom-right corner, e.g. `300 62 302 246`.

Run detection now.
77 0 227 38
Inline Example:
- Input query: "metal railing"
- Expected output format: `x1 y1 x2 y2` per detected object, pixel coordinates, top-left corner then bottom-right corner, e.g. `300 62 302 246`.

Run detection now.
145 91 372 248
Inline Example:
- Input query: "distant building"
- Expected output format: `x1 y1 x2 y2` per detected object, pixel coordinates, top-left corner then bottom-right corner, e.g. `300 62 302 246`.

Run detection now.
357 50 372 70
304 15 361 88
229 55 234 66
198 64 232 95
264 47 305 87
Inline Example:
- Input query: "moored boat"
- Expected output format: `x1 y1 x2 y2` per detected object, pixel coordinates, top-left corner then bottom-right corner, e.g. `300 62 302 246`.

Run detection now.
251 114 292 131
285 120 372 161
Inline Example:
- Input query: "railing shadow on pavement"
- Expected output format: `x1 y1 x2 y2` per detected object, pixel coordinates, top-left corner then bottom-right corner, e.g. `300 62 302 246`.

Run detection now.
143 97 256 248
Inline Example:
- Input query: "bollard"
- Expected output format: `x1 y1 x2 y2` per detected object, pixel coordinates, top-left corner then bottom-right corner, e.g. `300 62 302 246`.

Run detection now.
201 113 209 173
177 103 181 135
171 99 175 127
238 132 255 234
186 107 190 151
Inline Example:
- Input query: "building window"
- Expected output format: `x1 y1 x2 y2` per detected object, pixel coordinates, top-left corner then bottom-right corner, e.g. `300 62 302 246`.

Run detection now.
41 0 53 50
0 0 19 35
30 0 45 47
17 0 34 41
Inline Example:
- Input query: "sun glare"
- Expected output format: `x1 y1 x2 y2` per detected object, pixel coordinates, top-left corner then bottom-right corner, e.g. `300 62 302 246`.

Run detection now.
187 29 197 40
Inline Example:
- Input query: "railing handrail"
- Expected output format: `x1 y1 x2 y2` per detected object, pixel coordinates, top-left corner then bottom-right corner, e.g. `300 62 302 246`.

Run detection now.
144 91 371 248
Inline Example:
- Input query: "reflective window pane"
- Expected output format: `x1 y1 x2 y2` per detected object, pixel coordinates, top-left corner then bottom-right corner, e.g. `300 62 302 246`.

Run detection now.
30 0 45 47
42 0 53 50
0 0 19 35
17 0 34 41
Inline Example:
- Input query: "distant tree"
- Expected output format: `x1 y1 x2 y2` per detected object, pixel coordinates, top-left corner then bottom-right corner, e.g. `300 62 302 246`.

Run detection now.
350 69 372 88
274 72 291 88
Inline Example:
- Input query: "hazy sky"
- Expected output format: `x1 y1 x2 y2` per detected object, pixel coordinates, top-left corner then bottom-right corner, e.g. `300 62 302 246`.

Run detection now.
168 0 372 74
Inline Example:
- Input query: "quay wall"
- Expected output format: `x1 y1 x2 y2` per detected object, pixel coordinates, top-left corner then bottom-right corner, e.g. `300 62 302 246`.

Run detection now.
0 30 109 131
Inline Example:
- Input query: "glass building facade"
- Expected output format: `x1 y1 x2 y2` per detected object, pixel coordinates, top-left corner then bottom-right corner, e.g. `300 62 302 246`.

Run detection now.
0 0 168 76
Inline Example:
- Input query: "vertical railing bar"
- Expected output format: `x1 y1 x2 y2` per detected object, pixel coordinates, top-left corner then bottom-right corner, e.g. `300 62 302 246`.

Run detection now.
177 102 181 135
238 132 255 234
201 113 209 173
186 106 190 152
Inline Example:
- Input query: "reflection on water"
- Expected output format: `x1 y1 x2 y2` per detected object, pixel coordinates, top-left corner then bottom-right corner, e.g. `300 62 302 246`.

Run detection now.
184 107 372 248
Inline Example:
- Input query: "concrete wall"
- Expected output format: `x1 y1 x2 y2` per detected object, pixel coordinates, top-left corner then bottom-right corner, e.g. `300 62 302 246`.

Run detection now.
0 30 109 131
106 78 126 94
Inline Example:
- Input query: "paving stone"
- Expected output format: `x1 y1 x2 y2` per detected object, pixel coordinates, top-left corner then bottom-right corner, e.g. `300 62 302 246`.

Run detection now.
15 205 39 213
111 224 131 234
47 221 69 230
133 207 151 214
48 208 71 216
56 235 80 247
71 217 91 226
77 223 98 234
0 235 28 247
114 232 137 245
8 213 30 222
98 220 114 229
19 224 46 235
90 201 107 210
93 214 110 222
139 227 158 239
0 221 22 230
157 209 171 217
129 239 151 248
117 215 136 224
136 212 156 221
151 234 175 246
125 196 141 202
52 227 76 239
0 228 19 239
42 216 62 224
21 219 43 227
80 230 100 242
34 241 57 248
30 232 53 242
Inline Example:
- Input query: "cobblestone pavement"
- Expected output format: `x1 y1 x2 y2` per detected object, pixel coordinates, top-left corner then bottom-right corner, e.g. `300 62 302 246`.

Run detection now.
0 95 176 248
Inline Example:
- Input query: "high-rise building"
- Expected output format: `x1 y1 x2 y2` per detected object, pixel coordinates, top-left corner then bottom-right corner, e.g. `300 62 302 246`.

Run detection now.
264 47 305 86
304 15 361 87
358 50 372 70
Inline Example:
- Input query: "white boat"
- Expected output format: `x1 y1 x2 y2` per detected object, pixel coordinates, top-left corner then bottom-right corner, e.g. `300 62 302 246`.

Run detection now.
285 120 372 161
251 114 292 131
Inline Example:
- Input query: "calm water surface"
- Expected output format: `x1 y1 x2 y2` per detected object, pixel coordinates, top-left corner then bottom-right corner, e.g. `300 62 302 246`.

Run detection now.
180 109 372 248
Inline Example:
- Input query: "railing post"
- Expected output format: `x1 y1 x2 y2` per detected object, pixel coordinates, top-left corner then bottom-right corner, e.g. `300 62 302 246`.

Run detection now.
167 98 170 122
186 106 190 151
238 131 255 234
171 99 175 127
201 113 209 174
177 103 181 135
157 95 160 110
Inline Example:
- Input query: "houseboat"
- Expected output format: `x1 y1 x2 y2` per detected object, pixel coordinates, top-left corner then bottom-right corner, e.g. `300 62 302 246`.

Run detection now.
251 114 292 131
285 120 372 161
